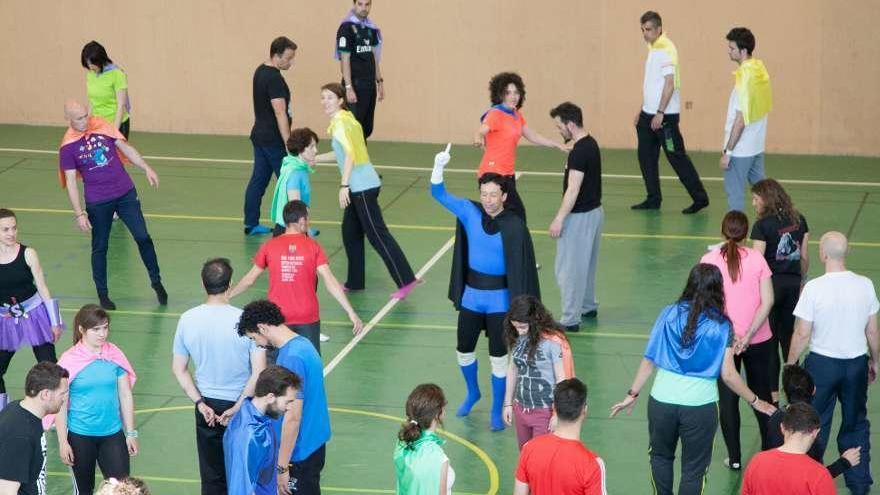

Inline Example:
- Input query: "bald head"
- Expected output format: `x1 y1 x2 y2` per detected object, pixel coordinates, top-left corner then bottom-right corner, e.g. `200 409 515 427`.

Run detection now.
820 231 848 261
64 100 89 132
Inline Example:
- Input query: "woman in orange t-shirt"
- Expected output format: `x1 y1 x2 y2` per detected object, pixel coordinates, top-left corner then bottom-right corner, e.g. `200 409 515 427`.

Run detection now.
473 72 566 222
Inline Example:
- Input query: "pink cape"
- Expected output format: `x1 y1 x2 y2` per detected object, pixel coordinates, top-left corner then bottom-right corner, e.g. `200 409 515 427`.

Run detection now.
42 341 136 431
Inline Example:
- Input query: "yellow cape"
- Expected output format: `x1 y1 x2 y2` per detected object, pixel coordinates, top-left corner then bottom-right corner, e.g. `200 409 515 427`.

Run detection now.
734 58 773 125
650 33 681 90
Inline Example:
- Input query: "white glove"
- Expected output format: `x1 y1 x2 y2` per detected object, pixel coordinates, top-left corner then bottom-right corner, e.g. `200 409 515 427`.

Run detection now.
431 143 452 184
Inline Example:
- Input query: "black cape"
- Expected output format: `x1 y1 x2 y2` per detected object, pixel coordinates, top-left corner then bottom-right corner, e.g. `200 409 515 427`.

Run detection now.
447 202 540 310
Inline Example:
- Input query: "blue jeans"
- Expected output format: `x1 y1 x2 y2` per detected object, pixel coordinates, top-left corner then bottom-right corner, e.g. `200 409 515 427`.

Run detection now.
723 153 765 212
86 188 161 295
243 143 285 228
805 352 872 493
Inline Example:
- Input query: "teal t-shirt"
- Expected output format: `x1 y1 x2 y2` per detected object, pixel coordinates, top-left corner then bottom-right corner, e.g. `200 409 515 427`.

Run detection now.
650 368 718 406
68 360 126 436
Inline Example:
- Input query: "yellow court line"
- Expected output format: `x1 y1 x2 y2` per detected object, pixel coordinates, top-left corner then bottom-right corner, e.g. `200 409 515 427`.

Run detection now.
117 405 495 495
4 146 880 187
16 206 880 247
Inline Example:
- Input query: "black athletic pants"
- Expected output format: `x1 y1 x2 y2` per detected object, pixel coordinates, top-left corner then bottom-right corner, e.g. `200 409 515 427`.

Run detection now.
348 78 377 140
0 343 56 393
195 397 236 495
648 397 717 495
342 187 415 290
68 430 129 494
718 338 776 463
768 274 802 392
635 112 708 206
287 443 326 495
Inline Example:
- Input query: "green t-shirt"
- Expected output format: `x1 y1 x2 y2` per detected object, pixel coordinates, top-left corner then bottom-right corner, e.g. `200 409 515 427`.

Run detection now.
86 67 129 124
650 368 718 406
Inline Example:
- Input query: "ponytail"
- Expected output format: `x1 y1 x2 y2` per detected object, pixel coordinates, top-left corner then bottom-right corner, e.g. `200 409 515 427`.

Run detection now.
719 211 749 283
398 419 423 445
723 239 742 283
397 384 446 448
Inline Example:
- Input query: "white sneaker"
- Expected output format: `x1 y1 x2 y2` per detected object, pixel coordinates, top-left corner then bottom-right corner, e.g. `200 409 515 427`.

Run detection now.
319 333 330 342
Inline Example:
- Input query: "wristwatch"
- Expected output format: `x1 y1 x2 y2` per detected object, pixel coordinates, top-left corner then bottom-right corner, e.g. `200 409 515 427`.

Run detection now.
276 464 289 474
125 430 139 439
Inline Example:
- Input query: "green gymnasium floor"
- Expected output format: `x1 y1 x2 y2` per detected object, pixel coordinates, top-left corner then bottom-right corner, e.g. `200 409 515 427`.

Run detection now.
1 123 878 494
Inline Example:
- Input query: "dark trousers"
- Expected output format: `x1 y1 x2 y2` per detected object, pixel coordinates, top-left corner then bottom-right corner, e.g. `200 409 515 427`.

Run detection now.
768 274 801 391
647 397 717 495
348 78 377 140
195 397 236 495
456 309 507 357
86 187 161 294
500 175 526 224
805 352 873 493
342 187 415 290
718 338 776 462
288 443 326 495
0 343 56 393
292 321 321 356
635 112 708 205
119 119 130 140
244 143 285 228
68 430 129 494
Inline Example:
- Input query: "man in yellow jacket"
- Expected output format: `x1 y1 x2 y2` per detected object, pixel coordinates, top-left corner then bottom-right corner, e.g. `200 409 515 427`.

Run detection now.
721 27 773 212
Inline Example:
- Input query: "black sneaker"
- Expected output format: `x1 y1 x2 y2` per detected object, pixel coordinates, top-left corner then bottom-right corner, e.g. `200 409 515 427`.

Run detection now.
582 310 598 319
631 200 661 210
681 201 709 215
564 324 581 333
98 294 116 311
152 282 168 305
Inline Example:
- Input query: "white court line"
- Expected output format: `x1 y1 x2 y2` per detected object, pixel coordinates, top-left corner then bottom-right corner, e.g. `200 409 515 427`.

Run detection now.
323 171 522 377
3 147 879 188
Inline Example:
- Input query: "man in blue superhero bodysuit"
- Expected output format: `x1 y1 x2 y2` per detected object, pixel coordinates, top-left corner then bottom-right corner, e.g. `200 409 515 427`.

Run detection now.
430 144 540 431
224 365 300 495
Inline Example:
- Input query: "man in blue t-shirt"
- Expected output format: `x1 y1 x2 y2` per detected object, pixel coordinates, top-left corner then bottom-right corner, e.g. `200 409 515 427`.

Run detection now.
238 300 330 495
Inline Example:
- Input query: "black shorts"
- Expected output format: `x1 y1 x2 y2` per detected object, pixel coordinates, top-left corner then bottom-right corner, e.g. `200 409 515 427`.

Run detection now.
457 308 507 357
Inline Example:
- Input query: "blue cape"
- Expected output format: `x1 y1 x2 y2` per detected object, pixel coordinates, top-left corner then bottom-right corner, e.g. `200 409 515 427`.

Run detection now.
644 302 731 379
223 399 279 495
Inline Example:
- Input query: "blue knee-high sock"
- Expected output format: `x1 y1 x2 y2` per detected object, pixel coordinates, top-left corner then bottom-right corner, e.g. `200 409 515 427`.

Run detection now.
457 362 481 417
490 375 506 431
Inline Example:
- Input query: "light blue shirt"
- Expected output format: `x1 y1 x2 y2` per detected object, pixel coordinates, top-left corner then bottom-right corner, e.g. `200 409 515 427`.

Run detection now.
68 360 125 436
331 138 381 193
173 304 261 402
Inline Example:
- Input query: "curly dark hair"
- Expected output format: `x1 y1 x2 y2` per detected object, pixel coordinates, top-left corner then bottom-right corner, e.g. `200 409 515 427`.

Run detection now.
751 178 801 228
678 264 728 346
286 128 319 156
237 299 285 336
503 295 567 361
488 72 526 109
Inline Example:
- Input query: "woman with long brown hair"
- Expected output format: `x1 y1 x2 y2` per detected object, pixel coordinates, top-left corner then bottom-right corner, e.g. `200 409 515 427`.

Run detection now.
750 178 809 397
700 210 775 470
393 383 454 495
501 295 573 449
610 263 775 494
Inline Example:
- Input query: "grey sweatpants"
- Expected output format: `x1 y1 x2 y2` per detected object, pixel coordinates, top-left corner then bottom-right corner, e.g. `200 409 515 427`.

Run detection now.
555 206 604 326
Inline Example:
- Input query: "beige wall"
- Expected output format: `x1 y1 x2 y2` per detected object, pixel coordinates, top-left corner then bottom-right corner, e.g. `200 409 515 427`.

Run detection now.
2 0 878 155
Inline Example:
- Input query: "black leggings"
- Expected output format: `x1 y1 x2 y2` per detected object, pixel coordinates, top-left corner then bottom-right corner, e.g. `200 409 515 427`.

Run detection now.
0 343 57 393
68 430 130 494
718 338 776 463
456 309 507 357
768 274 801 392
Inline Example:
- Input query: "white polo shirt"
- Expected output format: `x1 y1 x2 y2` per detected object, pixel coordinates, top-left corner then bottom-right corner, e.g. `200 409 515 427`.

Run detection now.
793 271 880 359
723 89 768 157
642 48 681 115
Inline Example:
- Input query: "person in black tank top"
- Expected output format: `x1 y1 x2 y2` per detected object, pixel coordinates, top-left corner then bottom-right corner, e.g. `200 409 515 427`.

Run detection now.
0 209 62 412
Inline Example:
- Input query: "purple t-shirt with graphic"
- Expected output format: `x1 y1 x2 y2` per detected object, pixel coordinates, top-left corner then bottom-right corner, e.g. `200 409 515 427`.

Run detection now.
60 134 134 204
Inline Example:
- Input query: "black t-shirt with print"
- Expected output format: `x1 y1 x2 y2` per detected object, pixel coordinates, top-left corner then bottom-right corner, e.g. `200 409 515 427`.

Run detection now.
564 135 602 213
0 401 45 495
250 64 291 147
336 21 379 81
750 213 809 277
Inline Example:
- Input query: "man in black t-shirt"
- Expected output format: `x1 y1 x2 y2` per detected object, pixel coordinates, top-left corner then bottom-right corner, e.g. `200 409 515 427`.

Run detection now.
0 362 68 495
244 36 297 236
548 102 604 333
335 0 383 139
